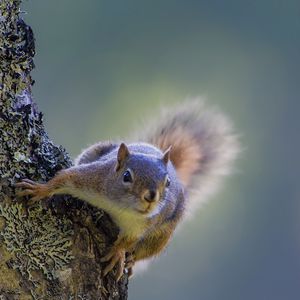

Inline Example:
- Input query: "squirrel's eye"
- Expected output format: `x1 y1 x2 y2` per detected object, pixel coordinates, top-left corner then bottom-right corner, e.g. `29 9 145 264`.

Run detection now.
123 170 133 183
165 176 171 187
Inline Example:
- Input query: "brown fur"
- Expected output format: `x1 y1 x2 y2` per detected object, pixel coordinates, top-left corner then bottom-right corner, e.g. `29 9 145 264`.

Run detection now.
17 100 239 280
149 128 202 187
136 100 240 211
134 190 185 260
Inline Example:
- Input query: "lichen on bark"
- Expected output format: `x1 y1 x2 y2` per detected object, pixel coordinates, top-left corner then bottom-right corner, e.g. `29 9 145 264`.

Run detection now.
0 203 74 281
0 1 128 299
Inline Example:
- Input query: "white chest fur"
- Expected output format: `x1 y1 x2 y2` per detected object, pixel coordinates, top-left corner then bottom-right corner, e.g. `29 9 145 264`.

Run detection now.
76 189 147 239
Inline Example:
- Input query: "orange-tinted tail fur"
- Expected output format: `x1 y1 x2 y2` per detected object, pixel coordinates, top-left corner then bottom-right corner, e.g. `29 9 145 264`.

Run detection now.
136 100 239 209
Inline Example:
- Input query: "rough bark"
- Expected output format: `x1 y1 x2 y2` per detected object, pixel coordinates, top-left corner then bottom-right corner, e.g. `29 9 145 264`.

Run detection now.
0 1 128 299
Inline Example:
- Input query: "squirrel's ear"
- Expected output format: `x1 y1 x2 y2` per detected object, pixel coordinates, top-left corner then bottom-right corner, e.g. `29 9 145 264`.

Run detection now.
116 143 130 171
162 145 172 165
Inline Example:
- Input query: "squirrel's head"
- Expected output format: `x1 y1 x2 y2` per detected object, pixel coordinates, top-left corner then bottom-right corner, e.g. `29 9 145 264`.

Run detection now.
107 143 172 215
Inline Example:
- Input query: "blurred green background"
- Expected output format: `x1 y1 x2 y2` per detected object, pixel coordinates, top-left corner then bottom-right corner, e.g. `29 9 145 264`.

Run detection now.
23 1 299 299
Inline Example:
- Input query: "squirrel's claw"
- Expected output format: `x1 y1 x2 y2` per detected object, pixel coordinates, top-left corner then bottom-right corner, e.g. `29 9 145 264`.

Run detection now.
100 249 125 281
125 253 135 278
127 267 133 278
100 250 114 263
101 248 126 281
16 179 49 204
115 258 125 282
101 248 135 280
125 253 135 269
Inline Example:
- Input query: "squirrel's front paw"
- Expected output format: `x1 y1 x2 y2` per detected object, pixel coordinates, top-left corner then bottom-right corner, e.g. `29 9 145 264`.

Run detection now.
16 179 49 205
101 247 126 281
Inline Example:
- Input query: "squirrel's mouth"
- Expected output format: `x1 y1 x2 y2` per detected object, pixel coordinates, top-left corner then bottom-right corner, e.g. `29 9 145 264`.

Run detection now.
136 201 158 215
135 206 151 215
136 209 149 215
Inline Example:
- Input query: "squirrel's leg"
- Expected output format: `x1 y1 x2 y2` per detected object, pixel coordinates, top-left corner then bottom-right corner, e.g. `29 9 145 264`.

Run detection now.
16 162 107 205
134 225 174 262
113 226 173 278
16 167 85 204
16 176 65 205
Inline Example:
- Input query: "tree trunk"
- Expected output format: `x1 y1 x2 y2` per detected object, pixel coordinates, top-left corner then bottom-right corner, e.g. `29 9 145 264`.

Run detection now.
0 1 128 299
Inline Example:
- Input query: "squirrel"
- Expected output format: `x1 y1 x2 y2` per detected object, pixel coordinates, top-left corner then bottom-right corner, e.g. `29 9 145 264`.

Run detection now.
16 100 239 281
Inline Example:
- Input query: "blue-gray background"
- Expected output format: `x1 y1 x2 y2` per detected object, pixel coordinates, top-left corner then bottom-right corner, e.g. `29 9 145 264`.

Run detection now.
23 1 299 299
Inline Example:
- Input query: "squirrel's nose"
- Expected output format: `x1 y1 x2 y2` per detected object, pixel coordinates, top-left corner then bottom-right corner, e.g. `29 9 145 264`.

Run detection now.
143 189 158 203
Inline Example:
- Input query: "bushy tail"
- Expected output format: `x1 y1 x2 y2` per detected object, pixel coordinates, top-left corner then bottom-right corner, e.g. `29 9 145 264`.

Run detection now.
137 100 240 212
